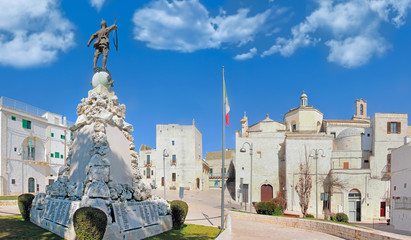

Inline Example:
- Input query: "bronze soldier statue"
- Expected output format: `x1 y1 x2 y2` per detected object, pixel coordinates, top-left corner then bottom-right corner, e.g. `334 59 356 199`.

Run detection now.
87 19 117 70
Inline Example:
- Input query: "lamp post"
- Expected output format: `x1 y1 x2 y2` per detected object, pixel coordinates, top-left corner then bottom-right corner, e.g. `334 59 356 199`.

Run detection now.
309 149 325 219
240 142 253 212
163 149 169 200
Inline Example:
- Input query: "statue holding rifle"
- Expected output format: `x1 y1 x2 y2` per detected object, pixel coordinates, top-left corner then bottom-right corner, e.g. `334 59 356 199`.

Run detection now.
87 19 118 70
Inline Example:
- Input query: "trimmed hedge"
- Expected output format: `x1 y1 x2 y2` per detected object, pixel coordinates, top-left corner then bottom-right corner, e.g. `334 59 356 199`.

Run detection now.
334 213 349 223
305 214 314 218
73 207 107 240
170 200 189 229
18 194 35 221
255 201 282 216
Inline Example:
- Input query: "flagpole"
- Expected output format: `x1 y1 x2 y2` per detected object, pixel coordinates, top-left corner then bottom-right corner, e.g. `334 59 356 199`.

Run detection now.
221 66 226 230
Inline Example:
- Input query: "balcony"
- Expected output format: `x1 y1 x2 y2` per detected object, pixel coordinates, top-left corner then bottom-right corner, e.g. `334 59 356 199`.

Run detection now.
331 151 370 170
144 162 152 167
171 160 177 166
381 164 391 181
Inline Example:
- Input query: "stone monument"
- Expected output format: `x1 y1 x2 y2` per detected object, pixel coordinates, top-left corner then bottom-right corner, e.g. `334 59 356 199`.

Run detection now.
30 20 172 240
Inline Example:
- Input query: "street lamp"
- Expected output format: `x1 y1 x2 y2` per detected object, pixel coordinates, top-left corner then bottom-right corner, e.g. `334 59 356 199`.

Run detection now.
240 142 253 212
309 149 326 219
163 149 169 200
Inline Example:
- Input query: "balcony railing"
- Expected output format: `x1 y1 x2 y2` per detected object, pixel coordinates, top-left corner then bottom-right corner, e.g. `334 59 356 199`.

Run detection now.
144 162 152 167
171 160 177 166
393 196 411 210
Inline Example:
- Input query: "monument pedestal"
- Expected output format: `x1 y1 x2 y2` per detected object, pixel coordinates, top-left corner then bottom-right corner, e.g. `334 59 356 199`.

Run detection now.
30 71 172 239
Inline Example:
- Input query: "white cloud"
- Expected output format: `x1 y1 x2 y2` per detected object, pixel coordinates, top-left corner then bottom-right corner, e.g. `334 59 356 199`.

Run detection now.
0 0 74 68
89 0 105 12
234 47 257 60
262 0 411 68
132 0 273 52
326 36 389 68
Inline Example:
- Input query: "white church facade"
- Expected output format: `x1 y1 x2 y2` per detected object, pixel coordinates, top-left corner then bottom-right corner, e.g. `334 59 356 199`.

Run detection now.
0 97 72 196
235 94 410 221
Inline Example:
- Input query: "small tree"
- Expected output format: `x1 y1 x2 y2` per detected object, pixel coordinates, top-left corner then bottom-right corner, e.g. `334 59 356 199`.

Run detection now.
295 153 312 217
322 170 346 217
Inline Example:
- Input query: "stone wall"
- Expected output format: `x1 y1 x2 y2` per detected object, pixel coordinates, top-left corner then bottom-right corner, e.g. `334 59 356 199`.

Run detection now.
228 210 410 240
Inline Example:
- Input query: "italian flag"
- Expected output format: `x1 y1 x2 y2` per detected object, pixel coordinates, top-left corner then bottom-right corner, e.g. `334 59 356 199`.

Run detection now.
224 79 230 126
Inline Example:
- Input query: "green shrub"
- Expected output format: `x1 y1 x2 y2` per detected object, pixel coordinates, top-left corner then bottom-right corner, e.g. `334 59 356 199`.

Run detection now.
334 213 349 223
305 214 314 218
255 201 282 216
170 200 189 229
18 194 35 221
73 207 107 240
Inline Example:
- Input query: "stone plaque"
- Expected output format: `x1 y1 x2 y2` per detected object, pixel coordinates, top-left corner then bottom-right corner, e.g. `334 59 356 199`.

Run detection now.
43 199 80 227
113 201 160 232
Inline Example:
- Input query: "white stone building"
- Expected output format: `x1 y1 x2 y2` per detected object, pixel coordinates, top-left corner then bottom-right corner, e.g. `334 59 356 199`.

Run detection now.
235 94 410 221
205 150 235 188
390 141 411 232
0 97 72 195
139 123 209 192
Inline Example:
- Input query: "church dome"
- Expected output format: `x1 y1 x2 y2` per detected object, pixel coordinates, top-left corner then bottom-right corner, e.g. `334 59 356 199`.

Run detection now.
337 128 363 138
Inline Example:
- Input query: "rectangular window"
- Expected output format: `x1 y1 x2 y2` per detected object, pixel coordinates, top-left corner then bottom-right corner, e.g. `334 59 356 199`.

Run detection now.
55 152 60 158
51 133 54 137
14 147 17 152
146 155 151 165
48 179 55 185
11 179 15 184
387 122 401 134
11 116 16 121
257 151 262 158
172 154 176 161
172 173 176 182
172 140 175 146
61 155 63 159
70 133 73 140
147 167 151 179
51 153 54 158
221 167 227 174
331 132 336 138
22 119 32 129
210 168 213 176
172 154 177 165
60 135 65 140
292 124 297 132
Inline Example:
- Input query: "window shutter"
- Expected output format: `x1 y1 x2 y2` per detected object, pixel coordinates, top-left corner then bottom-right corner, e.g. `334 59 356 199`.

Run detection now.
397 122 401 133
22 120 27 129
387 122 391 133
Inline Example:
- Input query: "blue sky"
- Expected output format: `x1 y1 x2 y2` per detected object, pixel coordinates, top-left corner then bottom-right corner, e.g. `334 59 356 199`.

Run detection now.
1 0 410 157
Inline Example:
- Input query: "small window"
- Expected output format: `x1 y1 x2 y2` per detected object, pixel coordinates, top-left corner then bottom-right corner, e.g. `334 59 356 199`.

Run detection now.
387 122 401 134
367 133 370 137
51 133 54 137
172 140 175 146
151 170 154 175
55 152 60 158
11 116 16 121
70 133 73 140
292 124 297 132
172 154 176 161
394 186 397 191
51 153 54 158
22 119 32 129
60 135 65 140
210 168 213 176
331 132 336 138
172 173 176 182
14 147 17 152
364 159 369 163
48 179 55 185
11 179 15 184
257 151 262 158
405 183 407 189
147 167 151 178
343 162 349 169
147 155 151 165
61 155 63 159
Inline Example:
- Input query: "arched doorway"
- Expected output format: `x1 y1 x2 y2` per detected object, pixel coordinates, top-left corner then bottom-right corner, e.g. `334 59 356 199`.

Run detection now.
261 184 273 202
28 177 35 193
348 189 361 221
196 178 200 189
